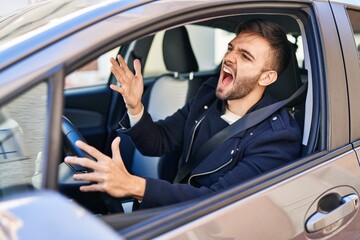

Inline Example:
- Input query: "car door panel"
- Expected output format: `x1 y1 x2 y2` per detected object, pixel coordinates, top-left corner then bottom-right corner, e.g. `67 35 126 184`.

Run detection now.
155 148 360 240
118 2 357 238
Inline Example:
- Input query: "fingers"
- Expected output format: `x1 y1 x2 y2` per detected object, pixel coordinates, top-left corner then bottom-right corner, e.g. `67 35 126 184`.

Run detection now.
79 184 104 193
117 55 131 73
110 57 123 75
110 55 132 79
64 137 129 196
110 55 141 80
134 59 142 78
110 57 126 86
110 56 135 97
73 171 102 182
109 83 124 95
111 137 121 163
64 156 98 171
75 140 106 160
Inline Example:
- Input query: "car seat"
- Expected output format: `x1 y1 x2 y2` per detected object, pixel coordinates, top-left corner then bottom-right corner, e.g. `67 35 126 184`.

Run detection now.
265 41 307 150
130 26 202 180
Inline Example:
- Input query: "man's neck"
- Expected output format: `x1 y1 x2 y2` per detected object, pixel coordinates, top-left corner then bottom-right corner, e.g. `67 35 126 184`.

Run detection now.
226 88 264 116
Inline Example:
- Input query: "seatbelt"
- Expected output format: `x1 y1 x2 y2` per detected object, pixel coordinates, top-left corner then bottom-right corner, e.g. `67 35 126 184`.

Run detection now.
173 82 307 183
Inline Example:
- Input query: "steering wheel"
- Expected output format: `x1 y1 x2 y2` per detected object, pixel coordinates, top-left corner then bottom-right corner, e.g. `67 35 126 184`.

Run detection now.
61 116 125 214
62 115 95 173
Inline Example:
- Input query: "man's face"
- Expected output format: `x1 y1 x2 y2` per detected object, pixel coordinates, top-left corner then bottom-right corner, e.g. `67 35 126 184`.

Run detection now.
216 32 272 100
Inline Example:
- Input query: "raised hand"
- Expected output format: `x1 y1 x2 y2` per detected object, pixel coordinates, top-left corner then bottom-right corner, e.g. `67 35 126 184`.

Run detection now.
110 55 144 115
64 137 145 201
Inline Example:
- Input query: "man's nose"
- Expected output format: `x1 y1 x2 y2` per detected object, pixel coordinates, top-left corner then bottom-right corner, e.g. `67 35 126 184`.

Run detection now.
224 51 236 65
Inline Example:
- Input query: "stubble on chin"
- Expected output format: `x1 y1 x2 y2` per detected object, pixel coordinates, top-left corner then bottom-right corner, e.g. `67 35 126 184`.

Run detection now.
216 74 259 101
215 87 225 100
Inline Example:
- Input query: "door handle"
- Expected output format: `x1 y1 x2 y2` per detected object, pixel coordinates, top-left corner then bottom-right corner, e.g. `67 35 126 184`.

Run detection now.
306 194 359 233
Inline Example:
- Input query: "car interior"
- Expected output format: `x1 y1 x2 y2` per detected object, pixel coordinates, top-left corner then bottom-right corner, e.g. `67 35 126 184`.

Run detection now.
58 13 318 215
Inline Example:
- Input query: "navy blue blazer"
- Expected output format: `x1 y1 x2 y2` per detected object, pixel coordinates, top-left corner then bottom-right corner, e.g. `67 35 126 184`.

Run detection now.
118 77 302 209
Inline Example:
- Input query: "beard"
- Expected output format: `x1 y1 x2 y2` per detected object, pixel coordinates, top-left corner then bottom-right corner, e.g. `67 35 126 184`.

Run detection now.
216 70 262 101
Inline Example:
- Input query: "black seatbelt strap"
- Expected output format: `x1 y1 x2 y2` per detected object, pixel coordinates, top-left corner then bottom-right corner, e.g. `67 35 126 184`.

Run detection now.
173 83 307 183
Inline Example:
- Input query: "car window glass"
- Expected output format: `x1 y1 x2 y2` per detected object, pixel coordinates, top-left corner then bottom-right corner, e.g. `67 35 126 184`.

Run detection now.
347 9 360 64
143 25 235 77
65 47 120 89
0 82 47 196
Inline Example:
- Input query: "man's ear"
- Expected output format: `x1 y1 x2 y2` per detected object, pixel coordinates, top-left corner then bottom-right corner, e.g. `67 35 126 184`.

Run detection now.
258 70 278 86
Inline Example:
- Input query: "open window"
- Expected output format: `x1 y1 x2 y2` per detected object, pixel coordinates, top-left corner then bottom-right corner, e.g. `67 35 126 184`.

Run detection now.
60 9 320 218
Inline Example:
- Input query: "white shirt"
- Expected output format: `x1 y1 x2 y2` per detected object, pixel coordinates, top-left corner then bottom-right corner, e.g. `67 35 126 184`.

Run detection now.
220 107 242 124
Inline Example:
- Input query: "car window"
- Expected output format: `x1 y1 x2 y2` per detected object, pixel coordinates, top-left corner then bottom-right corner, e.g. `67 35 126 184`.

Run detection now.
143 25 235 77
65 47 120 89
0 82 47 195
347 9 360 64
61 13 314 216
142 24 306 78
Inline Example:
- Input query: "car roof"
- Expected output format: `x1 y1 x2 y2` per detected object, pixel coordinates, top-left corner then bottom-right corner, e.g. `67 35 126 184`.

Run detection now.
0 0 310 72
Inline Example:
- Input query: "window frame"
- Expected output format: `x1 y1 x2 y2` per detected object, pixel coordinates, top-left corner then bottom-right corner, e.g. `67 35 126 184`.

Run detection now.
93 4 329 235
331 4 360 143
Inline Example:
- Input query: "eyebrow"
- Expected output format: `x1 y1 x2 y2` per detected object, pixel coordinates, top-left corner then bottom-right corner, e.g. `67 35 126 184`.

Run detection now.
228 43 255 61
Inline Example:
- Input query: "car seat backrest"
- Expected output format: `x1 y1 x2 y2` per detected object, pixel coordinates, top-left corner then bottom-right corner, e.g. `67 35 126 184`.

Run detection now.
147 75 190 121
162 26 199 73
266 42 302 102
131 26 200 179
265 41 307 147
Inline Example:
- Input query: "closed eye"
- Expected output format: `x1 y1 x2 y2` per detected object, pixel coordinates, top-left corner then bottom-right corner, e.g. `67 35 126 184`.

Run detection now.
241 53 251 61
226 43 254 62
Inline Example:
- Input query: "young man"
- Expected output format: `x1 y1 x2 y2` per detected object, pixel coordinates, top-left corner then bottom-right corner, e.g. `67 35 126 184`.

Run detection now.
65 19 302 209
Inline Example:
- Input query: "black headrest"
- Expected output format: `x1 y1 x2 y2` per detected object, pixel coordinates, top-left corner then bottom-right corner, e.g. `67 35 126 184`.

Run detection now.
163 26 199 73
266 42 303 104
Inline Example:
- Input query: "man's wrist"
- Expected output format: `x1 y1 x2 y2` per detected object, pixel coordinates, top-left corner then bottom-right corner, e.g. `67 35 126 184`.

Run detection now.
128 104 144 127
128 103 143 116
130 176 146 202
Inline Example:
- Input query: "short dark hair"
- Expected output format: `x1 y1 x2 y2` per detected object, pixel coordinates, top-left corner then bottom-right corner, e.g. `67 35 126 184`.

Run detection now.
236 18 291 76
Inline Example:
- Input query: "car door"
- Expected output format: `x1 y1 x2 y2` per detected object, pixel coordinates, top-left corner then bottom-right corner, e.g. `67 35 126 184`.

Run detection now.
35 0 358 238
3 0 360 239
110 1 360 239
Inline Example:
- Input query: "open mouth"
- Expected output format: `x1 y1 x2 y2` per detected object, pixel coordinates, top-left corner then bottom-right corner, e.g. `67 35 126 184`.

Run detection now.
221 67 234 86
